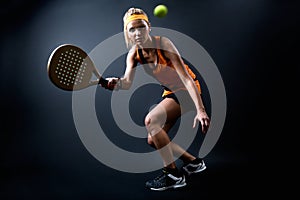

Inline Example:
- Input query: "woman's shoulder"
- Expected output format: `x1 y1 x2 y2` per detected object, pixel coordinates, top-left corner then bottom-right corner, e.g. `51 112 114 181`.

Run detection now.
153 35 171 43
154 35 171 45
153 35 174 52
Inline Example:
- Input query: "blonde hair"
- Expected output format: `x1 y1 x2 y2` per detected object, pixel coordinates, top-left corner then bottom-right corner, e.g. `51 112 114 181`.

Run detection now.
123 7 150 49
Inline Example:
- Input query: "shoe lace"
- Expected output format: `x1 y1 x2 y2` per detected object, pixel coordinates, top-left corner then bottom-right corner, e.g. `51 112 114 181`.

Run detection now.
154 172 166 181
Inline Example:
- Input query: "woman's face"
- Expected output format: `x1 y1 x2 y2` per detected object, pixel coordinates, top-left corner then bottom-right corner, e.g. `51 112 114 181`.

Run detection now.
127 19 151 46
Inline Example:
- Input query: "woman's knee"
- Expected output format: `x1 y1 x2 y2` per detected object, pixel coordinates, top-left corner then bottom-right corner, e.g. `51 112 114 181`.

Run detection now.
147 134 156 148
144 112 165 128
144 116 151 128
144 115 162 136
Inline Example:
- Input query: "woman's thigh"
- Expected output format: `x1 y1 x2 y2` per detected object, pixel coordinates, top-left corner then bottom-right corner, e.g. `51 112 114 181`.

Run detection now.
146 97 182 128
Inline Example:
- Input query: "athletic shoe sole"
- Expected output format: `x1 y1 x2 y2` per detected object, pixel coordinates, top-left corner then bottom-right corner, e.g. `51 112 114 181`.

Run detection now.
150 181 187 191
182 162 207 176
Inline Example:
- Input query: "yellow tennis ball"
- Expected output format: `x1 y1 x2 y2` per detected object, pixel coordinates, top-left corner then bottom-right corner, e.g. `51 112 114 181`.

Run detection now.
153 5 168 18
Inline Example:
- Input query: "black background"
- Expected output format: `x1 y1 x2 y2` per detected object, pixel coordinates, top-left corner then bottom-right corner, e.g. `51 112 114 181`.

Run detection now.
1 0 298 199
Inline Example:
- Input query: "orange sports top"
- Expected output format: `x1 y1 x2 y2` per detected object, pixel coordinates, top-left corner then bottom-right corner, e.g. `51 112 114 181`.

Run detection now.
136 36 201 97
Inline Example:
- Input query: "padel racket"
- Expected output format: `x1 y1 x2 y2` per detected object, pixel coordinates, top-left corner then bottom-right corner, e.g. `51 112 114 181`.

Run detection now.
47 44 108 91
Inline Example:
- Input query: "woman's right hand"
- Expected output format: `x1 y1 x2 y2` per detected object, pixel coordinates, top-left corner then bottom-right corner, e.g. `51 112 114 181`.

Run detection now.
103 77 120 90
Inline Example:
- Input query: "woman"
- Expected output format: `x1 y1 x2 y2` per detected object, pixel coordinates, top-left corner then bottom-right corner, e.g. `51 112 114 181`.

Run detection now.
102 7 210 191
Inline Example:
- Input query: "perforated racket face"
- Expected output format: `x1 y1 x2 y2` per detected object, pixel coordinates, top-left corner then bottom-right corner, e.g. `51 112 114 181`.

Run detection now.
47 44 95 91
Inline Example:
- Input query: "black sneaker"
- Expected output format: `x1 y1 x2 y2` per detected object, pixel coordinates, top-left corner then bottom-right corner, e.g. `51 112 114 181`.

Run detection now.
182 158 206 176
145 168 186 191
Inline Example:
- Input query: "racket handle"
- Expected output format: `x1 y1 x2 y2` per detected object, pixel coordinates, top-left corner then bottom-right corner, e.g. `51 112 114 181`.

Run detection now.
98 77 108 87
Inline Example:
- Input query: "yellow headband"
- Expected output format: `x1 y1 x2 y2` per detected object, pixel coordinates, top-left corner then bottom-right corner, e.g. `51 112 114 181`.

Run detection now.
124 14 149 28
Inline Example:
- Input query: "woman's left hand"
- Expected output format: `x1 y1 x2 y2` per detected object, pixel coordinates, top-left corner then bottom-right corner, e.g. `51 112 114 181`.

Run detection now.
193 110 210 134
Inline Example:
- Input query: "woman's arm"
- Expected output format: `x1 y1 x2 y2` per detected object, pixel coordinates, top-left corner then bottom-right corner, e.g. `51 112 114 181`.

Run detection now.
105 46 137 90
161 37 210 133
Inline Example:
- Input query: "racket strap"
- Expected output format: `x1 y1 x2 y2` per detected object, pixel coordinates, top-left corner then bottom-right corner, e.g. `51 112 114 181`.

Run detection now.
98 77 108 87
